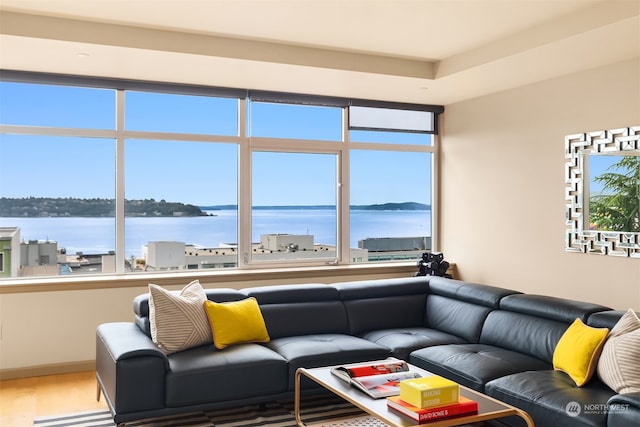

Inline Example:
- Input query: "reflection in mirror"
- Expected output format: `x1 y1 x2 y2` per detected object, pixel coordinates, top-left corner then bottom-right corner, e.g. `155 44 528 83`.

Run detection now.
588 154 640 233
565 126 640 257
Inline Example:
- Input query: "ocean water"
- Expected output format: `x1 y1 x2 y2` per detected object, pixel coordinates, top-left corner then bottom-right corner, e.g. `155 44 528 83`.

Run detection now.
0 209 431 258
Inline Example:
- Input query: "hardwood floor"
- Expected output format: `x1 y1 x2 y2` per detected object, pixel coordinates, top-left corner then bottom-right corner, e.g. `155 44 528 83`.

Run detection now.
0 371 108 427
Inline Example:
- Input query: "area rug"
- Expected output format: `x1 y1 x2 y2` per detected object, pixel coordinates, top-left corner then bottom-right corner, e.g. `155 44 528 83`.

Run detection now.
33 395 383 427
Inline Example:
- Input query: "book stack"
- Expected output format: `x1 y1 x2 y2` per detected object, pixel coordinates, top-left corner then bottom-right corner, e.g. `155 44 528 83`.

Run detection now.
387 375 478 423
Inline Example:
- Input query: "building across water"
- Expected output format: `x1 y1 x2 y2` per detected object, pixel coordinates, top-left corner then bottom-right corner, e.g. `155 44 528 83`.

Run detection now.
359 236 431 262
1 227 429 277
143 234 370 270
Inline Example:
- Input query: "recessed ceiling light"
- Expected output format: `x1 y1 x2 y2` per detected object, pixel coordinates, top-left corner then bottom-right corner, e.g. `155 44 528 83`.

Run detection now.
77 53 90 58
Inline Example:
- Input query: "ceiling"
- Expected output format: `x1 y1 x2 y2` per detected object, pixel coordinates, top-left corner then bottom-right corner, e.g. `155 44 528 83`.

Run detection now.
0 0 638 105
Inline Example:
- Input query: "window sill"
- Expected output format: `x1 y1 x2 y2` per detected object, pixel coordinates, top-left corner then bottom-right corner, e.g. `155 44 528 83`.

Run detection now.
0 261 452 294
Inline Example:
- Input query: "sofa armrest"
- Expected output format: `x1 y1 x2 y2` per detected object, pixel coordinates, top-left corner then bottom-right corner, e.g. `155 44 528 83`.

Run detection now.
96 323 168 416
607 392 640 426
97 322 169 365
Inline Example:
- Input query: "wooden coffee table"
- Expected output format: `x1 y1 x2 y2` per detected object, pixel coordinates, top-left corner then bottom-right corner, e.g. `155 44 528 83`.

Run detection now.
294 363 534 426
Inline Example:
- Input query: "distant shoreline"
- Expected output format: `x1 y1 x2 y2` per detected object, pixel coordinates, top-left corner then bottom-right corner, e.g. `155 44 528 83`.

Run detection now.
0 198 430 217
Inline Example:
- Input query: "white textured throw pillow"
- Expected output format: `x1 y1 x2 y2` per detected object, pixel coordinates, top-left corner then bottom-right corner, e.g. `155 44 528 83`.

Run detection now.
149 280 212 354
597 308 640 394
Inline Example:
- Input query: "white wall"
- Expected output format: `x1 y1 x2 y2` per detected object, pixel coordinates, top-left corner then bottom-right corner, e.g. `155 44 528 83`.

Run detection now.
440 58 640 310
0 288 141 373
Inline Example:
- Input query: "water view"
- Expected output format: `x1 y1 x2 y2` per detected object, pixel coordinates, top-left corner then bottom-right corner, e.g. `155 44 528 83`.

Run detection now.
1 209 431 259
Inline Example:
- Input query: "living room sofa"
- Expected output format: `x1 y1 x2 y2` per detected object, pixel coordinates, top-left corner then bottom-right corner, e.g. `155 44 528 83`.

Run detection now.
96 276 640 427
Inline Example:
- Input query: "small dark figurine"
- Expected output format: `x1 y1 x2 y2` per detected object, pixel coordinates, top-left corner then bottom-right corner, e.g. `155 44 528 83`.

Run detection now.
416 251 452 278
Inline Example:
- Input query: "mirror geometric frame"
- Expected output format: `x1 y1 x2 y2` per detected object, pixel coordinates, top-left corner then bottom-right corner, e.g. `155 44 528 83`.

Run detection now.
565 126 640 258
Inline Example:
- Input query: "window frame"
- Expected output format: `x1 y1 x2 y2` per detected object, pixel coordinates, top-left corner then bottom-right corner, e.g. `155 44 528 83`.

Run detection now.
0 71 442 281
243 144 343 269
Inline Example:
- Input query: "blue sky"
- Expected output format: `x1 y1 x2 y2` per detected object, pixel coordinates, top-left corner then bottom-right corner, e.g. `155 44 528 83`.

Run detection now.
588 154 625 194
0 82 432 206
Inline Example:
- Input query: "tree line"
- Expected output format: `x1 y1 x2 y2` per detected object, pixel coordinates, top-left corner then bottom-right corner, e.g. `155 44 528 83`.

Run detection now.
0 197 207 217
590 156 640 232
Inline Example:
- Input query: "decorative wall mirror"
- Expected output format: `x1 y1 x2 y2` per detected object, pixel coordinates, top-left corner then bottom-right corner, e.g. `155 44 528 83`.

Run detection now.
565 126 640 257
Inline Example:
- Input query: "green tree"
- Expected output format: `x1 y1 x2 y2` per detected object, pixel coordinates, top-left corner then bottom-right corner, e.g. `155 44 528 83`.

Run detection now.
590 156 640 232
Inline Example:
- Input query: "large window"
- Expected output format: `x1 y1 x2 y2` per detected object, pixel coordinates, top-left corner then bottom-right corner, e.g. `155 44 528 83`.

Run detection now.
125 140 238 271
350 150 432 262
0 134 116 276
0 76 441 280
251 151 338 264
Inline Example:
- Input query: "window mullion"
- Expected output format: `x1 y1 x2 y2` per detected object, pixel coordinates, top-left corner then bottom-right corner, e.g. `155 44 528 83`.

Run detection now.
0 125 116 139
115 90 126 274
238 98 251 268
349 141 434 153
338 107 350 264
431 131 440 252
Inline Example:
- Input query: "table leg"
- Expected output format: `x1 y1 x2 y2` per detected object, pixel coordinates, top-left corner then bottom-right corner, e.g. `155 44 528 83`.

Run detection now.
515 408 536 427
294 369 306 427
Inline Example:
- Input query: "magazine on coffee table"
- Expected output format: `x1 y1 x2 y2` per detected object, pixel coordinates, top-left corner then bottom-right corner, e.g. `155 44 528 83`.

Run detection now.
330 358 421 399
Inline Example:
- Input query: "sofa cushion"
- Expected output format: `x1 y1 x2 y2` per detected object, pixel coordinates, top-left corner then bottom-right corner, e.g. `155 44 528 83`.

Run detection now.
148 281 212 354
264 334 392 389
597 308 640 394
587 310 629 329
332 277 428 335
499 294 612 324
243 284 350 338
409 344 549 391
486 370 615 427
361 327 467 360
427 276 520 308
553 318 608 387
480 310 568 364
425 295 493 343
332 276 430 300
423 277 518 345
165 343 288 407
481 294 611 366
204 297 270 349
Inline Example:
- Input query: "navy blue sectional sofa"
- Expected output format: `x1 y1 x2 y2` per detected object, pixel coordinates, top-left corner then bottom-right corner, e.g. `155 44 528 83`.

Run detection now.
96 276 639 427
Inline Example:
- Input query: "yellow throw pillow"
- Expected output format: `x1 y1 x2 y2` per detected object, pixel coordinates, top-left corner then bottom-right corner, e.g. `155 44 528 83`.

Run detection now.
204 297 270 349
553 318 609 387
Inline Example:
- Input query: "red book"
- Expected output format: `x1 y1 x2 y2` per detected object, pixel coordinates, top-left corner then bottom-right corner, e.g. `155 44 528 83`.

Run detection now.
387 395 478 423
340 360 409 377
